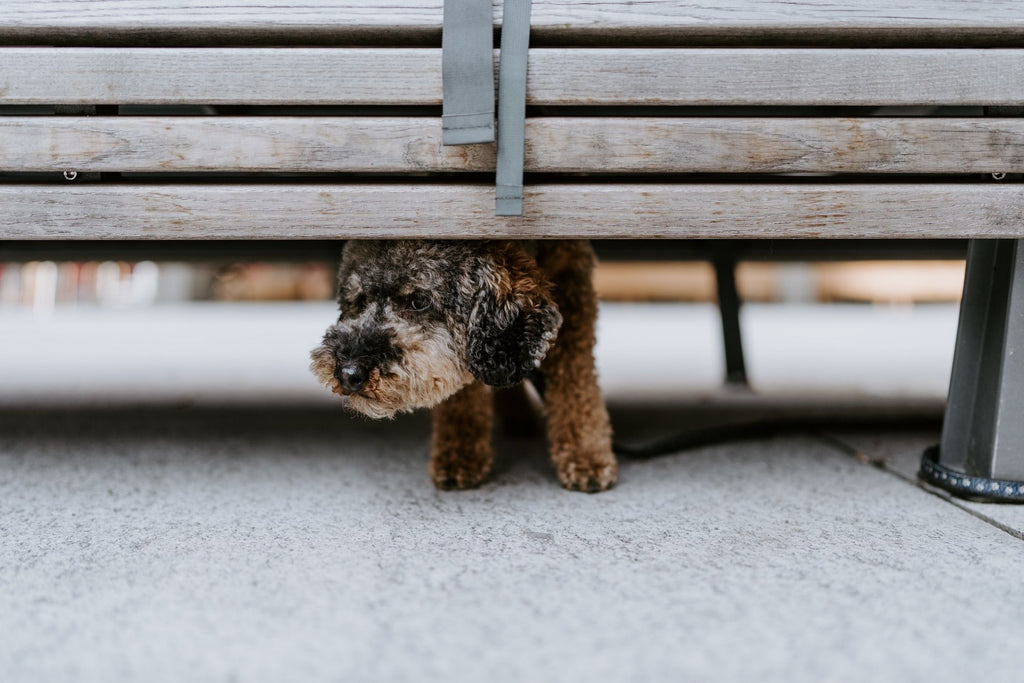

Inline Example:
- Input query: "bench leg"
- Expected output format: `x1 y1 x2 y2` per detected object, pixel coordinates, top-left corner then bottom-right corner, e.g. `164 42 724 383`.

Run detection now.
921 239 1024 500
713 253 748 386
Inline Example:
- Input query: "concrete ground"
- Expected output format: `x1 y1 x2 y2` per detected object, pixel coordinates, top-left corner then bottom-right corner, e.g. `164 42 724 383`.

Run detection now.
2 302 1024 682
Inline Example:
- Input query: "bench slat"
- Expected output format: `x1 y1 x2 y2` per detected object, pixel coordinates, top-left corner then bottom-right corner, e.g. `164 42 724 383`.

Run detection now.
2 48 1023 106
0 117 493 173
4 116 1023 174
2 183 1021 239
1 1 1021 45
533 118 1024 174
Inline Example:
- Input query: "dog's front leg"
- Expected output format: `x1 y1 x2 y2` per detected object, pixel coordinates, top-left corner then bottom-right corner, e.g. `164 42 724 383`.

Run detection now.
429 380 494 490
538 242 617 492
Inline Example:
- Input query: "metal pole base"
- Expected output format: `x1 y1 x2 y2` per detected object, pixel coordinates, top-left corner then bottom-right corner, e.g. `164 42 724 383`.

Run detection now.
924 239 1024 502
919 446 1024 502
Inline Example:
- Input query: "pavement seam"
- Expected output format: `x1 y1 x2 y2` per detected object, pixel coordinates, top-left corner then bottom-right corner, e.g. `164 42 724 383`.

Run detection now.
815 431 1024 543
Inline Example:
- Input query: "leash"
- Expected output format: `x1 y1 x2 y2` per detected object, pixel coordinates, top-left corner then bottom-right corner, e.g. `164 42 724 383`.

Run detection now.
527 370 801 459
609 419 794 460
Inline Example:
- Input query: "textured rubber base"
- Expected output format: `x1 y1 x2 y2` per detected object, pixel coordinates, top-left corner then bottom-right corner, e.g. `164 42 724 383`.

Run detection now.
919 445 1024 502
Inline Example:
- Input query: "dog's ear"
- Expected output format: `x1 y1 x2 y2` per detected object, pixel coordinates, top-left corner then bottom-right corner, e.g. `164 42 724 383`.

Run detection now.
466 245 562 387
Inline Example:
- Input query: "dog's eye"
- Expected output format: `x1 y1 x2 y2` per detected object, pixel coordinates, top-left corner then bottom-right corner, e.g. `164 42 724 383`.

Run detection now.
410 292 431 312
350 293 367 311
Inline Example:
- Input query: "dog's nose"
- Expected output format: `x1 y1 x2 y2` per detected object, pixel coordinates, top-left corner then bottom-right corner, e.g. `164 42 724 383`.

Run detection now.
335 362 369 392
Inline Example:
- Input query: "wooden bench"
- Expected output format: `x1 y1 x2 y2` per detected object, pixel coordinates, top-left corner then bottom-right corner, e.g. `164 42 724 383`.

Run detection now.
1 0 1023 499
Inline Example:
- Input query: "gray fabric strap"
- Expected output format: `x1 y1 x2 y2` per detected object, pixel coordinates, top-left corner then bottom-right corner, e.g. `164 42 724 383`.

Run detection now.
442 0 495 145
495 0 532 216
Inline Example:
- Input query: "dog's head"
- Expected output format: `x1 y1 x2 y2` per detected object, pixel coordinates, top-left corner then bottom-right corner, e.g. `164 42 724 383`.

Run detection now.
310 240 562 418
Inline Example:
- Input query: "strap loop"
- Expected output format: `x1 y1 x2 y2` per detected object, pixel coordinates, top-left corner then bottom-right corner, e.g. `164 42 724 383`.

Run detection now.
495 0 532 215
441 0 495 145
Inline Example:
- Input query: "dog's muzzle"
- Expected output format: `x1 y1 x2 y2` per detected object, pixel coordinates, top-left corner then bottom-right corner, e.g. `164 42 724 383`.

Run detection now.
334 361 371 393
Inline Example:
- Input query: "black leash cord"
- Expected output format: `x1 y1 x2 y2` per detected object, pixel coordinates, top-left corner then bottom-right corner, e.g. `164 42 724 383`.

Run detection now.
527 370 800 460
612 419 792 460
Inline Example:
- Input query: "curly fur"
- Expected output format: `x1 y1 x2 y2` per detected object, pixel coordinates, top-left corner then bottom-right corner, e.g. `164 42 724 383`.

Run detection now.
311 239 616 492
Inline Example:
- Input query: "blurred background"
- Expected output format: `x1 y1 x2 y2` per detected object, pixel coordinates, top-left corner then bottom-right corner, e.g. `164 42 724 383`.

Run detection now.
0 250 966 408
0 254 965 310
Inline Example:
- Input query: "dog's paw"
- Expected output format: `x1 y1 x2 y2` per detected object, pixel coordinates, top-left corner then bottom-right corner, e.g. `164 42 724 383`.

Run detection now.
557 455 618 493
428 452 492 491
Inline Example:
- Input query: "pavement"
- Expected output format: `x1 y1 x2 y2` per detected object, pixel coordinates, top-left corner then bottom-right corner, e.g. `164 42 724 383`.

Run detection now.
2 302 1024 683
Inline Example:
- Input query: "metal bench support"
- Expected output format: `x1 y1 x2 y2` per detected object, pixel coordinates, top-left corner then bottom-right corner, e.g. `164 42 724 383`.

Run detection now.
921 239 1024 501
713 253 748 386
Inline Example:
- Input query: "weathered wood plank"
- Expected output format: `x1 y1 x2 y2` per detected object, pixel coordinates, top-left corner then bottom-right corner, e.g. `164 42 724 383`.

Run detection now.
531 118 1024 174
0 48 439 105
0 1 1022 46
5 116 1024 174
2 48 1022 106
1 183 1021 239
534 49 1024 106
0 117 494 172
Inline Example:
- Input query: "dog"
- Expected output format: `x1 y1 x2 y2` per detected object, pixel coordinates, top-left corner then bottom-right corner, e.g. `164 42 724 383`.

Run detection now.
310 239 617 492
